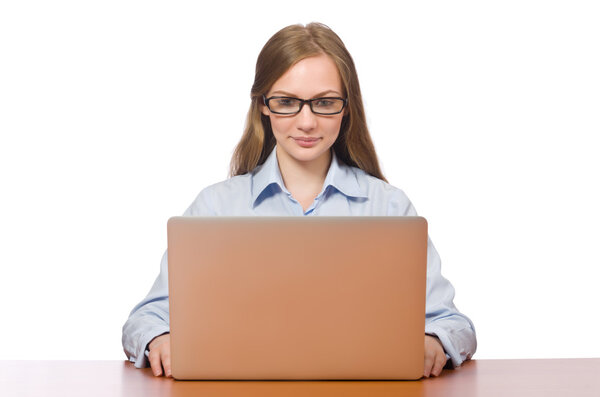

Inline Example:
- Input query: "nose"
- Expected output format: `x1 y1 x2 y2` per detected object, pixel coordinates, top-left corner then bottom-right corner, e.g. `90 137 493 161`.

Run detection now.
296 102 317 132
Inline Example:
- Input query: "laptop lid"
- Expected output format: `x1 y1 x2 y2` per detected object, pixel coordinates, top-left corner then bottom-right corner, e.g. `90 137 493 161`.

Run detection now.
167 216 427 380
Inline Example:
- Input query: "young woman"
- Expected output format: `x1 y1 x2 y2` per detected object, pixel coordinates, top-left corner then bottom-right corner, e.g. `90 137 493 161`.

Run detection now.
122 22 477 378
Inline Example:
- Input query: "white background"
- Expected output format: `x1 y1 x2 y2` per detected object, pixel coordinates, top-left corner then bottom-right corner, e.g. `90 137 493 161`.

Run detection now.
1 1 599 361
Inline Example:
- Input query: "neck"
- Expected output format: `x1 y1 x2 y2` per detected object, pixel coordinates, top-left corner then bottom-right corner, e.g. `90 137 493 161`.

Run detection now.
276 147 332 196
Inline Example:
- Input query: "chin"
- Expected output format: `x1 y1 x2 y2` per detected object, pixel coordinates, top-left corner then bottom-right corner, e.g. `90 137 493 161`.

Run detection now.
289 148 330 163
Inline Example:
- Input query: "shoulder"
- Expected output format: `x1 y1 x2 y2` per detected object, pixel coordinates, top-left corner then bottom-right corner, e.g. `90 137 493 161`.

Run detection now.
183 173 253 216
346 165 417 216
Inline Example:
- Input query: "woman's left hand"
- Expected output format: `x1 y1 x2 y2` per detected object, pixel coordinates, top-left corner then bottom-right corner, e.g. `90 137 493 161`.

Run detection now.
424 335 447 377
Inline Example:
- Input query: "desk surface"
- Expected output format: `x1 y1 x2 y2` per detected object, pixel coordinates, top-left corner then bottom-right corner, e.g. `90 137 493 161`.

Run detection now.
1 358 599 397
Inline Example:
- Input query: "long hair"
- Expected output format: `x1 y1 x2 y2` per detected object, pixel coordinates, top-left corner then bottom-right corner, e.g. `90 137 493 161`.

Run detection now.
229 22 386 182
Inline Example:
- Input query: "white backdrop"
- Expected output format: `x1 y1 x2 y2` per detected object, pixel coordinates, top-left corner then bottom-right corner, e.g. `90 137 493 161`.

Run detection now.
1 1 599 361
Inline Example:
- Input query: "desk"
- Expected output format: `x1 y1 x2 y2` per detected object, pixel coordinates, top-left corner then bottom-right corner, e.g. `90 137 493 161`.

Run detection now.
1 359 598 396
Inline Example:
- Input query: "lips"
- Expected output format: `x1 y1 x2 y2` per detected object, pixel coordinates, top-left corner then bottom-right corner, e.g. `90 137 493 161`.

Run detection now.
292 137 320 148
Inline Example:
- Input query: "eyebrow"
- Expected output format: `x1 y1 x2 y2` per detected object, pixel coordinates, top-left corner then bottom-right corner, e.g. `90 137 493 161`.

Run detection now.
270 90 343 98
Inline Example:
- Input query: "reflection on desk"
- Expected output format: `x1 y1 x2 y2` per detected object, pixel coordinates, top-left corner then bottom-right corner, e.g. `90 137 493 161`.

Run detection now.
1 358 599 396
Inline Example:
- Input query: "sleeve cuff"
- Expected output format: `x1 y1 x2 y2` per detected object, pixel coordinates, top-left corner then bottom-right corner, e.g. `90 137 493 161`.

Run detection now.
133 327 170 368
425 323 464 368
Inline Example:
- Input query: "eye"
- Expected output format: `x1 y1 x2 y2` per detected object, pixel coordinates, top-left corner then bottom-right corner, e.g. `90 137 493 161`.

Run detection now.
314 99 334 107
275 98 298 107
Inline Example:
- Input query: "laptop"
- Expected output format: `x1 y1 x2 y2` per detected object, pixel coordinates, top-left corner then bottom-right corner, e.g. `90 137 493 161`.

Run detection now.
167 216 427 380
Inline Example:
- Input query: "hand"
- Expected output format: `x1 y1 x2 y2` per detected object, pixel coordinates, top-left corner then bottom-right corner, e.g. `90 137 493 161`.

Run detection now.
423 334 447 378
148 333 172 377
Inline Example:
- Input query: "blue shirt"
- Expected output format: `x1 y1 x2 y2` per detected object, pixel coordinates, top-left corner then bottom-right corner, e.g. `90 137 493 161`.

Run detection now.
122 147 477 368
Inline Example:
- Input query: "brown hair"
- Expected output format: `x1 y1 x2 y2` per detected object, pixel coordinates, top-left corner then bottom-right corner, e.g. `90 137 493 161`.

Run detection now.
229 22 386 182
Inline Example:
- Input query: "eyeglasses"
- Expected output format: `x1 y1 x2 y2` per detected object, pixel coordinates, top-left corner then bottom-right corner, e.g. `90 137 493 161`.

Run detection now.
263 95 347 115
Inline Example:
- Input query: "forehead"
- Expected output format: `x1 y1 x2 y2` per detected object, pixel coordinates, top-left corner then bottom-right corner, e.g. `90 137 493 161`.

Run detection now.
269 53 343 97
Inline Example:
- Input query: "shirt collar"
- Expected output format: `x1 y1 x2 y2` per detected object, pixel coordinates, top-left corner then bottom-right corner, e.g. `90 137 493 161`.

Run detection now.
251 147 288 205
322 150 368 199
251 146 368 207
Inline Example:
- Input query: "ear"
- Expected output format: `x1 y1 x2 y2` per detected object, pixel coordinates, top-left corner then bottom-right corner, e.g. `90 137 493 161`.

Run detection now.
261 95 271 116
261 104 270 116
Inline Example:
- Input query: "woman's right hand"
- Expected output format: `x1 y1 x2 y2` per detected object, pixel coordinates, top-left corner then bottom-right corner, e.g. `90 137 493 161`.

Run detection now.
148 333 171 377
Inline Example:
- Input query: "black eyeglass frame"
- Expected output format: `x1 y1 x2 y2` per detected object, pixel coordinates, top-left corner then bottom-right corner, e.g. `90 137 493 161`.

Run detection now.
262 95 348 115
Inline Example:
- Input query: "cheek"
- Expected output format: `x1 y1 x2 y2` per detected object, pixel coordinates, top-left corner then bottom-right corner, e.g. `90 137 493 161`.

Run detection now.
325 116 344 135
269 117 293 136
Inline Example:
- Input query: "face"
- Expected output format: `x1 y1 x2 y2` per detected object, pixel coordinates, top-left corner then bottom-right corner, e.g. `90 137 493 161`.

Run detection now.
262 53 345 168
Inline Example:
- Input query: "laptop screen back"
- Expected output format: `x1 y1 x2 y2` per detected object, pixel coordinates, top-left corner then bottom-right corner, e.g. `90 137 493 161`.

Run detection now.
167 216 427 380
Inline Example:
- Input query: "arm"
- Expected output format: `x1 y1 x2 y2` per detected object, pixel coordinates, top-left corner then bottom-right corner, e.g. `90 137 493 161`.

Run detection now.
423 237 477 368
388 189 477 370
121 250 171 369
122 187 218 371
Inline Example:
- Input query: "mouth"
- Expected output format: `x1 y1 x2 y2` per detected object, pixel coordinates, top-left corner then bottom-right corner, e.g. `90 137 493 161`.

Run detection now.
292 137 321 148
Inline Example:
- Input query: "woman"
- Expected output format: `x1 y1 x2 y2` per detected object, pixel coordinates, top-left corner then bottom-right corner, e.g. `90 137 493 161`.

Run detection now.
122 22 476 378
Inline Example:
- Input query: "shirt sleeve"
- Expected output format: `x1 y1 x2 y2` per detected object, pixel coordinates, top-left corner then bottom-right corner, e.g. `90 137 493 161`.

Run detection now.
121 189 215 368
422 237 477 367
122 250 171 368
391 190 477 368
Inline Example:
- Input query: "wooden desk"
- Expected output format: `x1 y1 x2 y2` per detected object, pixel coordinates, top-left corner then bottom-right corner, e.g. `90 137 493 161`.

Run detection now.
1 359 598 396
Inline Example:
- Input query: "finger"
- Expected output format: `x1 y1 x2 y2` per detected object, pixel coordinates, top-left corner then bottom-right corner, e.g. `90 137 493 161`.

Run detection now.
431 352 447 377
162 351 172 378
423 352 434 378
148 350 164 377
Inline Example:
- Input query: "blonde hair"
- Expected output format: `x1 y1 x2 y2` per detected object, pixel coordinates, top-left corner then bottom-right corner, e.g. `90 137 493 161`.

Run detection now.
229 22 386 182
